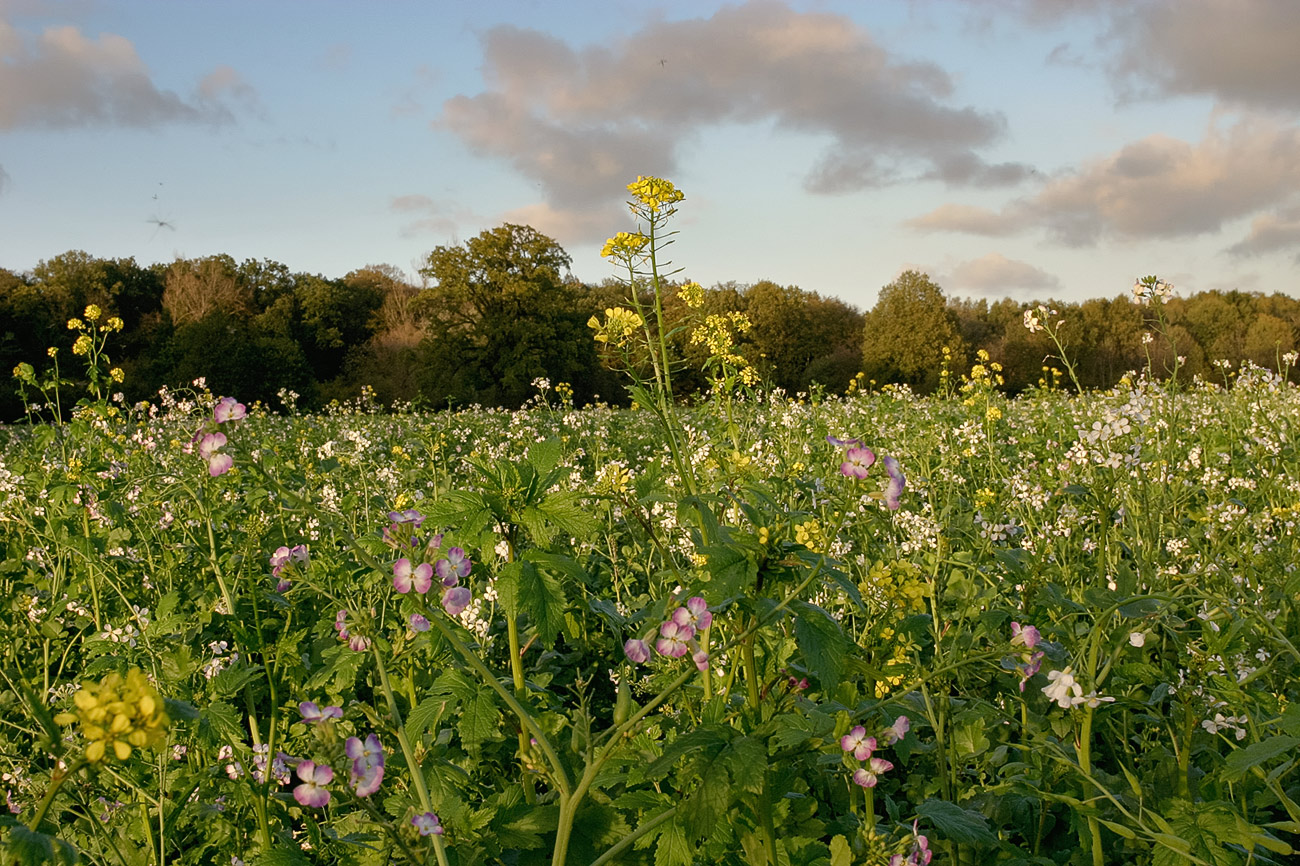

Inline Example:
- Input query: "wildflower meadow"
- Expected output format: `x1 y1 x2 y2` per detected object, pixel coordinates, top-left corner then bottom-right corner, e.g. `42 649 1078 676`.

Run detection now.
3 178 1300 866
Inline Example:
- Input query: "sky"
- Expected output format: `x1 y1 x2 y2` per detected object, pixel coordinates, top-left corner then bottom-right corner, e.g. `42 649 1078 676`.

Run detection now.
2 0 1299 312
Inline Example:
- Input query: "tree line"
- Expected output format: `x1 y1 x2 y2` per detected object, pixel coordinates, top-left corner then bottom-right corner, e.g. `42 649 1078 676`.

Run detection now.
2 224 1297 420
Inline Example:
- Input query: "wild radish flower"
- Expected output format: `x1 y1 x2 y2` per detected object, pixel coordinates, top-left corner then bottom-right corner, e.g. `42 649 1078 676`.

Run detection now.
882 456 905 510
826 434 864 448
1043 667 1083 709
890 821 933 866
624 638 651 664
409 614 430 633
1129 632 1146 647
293 760 332 807
436 547 472 585
299 702 342 724
852 757 894 788
412 811 444 836
840 446 877 479
672 596 713 631
1017 651 1045 692
1080 692 1115 709
692 649 710 672
270 544 308 590
655 620 694 658
882 715 910 745
345 734 384 797
213 397 246 424
841 726 876 761
442 586 472 617
1010 622 1041 649
393 558 433 594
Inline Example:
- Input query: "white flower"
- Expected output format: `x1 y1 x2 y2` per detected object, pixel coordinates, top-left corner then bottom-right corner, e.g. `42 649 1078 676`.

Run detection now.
1129 632 1146 648
1023 309 1043 333
1042 667 1083 709
1079 692 1115 709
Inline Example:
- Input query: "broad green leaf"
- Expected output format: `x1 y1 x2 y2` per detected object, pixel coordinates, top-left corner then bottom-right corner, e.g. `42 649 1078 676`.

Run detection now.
791 600 848 691
699 543 758 598
1223 736 1300 781
916 798 998 846
829 835 852 866
655 817 694 866
952 717 991 759
457 689 501 753
405 694 453 747
496 559 568 646
644 727 729 780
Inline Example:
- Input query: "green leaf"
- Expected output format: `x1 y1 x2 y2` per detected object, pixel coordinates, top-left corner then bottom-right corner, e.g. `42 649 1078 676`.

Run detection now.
253 851 312 866
1223 736 1300 781
916 799 998 846
722 735 767 794
526 437 563 479
654 816 694 866
952 717 991 759
405 694 453 747
699 542 757 598
681 757 731 840
457 689 501 752
644 727 729 780
497 559 568 646
425 490 494 535
829 835 852 866
791 600 848 691
1 820 79 864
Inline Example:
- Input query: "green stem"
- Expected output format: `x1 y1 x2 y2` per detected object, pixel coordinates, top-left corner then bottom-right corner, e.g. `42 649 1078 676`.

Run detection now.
373 649 450 866
589 805 679 866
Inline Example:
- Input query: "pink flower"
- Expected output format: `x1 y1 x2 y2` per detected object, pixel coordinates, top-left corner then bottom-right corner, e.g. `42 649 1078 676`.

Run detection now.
345 734 384 797
409 614 430 632
692 649 710 672
840 446 877 479
207 453 233 477
826 435 864 448
293 760 332 807
840 726 876 761
655 620 694 658
198 432 226 460
681 596 713 630
436 547 472 586
298 702 342 724
882 456 905 510
624 638 651 664
851 757 894 788
213 397 246 424
882 715 910 745
442 586 472 617
348 634 371 652
1011 622 1041 650
393 558 433 594
412 811 444 836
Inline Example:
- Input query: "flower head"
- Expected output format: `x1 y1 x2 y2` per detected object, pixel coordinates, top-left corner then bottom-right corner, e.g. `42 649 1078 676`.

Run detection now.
655 620 694 658
600 231 650 259
54 668 169 763
851 757 894 788
627 175 684 213
840 725 876 761
1010 622 1041 650
213 397 246 424
345 733 384 797
840 446 877 479
299 702 342 724
409 614 430 633
293 760 332 807
672 596 713 631
882 456 905 510
435 547 471 586
442 586 472 617
412 811 444 836
624 638 651 664
882 715 910 745
393 558 433 594
1042 666 1083 709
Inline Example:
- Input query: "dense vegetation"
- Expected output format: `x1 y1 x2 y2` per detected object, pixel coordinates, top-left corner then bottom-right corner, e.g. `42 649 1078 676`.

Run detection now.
3 178 1299 865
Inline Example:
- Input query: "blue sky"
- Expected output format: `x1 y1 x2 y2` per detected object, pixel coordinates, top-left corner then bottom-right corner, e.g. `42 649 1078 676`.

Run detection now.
2 0 1298 311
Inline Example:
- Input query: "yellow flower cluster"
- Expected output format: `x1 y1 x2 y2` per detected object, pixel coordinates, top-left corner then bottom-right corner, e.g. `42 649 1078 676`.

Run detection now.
84 304 102 321
600 231 650 259
689 312 751 364
72 335 93 356
588 306 645 347
794 518 827 553
55 668 169 763
677 281 704 309
627 175 684 213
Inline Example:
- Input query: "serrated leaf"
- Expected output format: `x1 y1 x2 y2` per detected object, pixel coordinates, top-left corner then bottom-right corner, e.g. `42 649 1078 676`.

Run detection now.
682 760 731 841
699 543 757 598
253 851 312 866
425 491 494 535
655 817 693 866
722 736 767 793
916 798 997 846
457 689 501 752
526 437 563 478
497 559 568 646
791 600 848 691
405 694 454 747
645 727 729 780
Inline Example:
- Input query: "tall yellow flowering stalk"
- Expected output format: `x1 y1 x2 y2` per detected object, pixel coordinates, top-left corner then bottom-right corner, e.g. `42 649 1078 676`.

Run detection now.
54 668 170 763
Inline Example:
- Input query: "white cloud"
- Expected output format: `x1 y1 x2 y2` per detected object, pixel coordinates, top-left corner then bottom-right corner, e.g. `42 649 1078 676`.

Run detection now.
948 252 1060 295
1228 206 1300 262
0 16 246 129
909 117 1300 246
437 1 1030 241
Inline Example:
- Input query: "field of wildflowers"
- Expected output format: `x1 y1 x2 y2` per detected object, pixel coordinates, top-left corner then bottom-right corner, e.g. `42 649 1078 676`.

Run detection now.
3 178 1300 865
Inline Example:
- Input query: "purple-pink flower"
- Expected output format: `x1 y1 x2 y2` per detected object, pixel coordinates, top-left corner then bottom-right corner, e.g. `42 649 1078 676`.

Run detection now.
840 446 877 479
890 821 933 866
293 760 332 807
345 733 384 797
409 614 430 633
655 620 694 658
198 432 233 476
882 715 910 745
826 434 864 448
213 396 247 424
299 701 342 724
882 456 905 510
841 725 876 761
692 649 710 672
442 586 472 617
1011 622 1041 650
436 547 472 586
412 811 444 836
393 558 433 594
672 596 713 631
851 757 894 788
624 638 651 664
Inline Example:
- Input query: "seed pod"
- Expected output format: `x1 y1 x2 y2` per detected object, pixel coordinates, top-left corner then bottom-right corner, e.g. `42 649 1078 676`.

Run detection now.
613 677 632 726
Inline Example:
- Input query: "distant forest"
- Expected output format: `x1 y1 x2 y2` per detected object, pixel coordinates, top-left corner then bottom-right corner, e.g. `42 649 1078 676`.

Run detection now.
4 223 1298 420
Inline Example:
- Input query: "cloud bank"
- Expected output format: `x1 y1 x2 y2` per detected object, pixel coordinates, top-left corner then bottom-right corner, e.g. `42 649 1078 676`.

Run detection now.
437 0 1032 243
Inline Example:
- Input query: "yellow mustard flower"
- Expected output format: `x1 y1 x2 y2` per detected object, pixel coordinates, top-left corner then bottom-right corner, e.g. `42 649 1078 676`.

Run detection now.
627 175 685 213
110 367 125 383
72 335 93 356
67 318 84 331
84 304 102 321
589 307 644 347
54 668 169 763
107 316 125 332
678 281 704 309
600 231 649 259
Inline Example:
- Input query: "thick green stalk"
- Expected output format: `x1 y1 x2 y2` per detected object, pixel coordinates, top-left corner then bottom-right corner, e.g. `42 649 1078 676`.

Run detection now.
502 538 537 804
373 649 450 866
